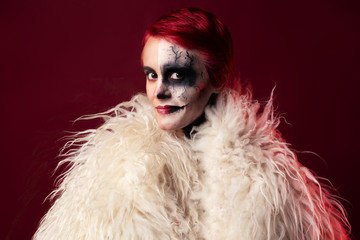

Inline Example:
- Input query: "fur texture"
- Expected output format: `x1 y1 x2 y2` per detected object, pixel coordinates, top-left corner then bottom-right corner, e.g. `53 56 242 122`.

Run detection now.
33 89 349 239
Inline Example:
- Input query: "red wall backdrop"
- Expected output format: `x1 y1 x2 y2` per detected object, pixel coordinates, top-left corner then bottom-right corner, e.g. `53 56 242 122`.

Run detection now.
1 0 359 239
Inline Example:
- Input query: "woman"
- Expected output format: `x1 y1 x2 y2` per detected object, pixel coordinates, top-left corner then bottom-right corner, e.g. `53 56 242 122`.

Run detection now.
34 8 349 239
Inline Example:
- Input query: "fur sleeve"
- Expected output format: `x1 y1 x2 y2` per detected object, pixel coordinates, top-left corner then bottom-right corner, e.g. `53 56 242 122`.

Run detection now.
33 94 200 240
191 89 350 240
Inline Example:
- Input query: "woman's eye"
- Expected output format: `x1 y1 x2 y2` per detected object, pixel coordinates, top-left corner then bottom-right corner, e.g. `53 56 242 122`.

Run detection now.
170 72 184 80
146 72 157 80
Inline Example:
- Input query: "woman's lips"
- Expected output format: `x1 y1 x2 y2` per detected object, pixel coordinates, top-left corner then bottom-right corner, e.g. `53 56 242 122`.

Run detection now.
156 104 188 114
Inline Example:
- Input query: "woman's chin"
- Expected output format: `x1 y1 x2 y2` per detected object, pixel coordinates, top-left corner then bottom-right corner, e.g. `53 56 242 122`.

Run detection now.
158 123 182 131
155 114 188 131
157 119 187 132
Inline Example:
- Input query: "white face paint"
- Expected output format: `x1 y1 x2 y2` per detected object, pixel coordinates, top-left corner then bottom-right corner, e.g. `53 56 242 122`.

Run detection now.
142 37 215 134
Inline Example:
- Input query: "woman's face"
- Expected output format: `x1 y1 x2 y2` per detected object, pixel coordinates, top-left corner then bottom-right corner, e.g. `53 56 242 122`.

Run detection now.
142 37 215 133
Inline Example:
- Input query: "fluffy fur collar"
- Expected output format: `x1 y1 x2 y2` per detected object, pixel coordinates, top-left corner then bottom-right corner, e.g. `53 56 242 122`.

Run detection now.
34 89 349 240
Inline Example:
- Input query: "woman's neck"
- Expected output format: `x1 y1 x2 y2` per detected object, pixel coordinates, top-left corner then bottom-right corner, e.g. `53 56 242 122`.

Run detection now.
182 112 206 138
181 93 218 138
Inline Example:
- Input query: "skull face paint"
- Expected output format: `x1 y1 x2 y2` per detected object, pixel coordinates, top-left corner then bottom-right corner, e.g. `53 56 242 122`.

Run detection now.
142 37 215 134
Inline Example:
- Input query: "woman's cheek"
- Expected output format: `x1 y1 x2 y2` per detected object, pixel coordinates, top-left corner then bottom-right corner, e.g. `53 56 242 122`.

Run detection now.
170 85 187 101
182 87 199 102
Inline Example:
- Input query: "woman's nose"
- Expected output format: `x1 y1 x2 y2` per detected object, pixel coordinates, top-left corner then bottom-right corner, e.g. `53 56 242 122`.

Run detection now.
156 80 171 99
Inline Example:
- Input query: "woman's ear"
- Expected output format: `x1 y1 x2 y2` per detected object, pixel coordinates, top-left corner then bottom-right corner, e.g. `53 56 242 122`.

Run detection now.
211 82 224 93
213 86 222 94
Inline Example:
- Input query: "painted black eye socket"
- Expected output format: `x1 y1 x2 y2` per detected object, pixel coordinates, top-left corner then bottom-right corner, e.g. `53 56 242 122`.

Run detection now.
162 65 197 86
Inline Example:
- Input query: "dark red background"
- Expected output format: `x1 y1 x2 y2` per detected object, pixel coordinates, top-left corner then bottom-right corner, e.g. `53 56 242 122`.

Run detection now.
1 0 359 239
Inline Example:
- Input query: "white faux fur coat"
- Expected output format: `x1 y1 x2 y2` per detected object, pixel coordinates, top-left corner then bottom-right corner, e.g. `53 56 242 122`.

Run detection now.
34 89 349 239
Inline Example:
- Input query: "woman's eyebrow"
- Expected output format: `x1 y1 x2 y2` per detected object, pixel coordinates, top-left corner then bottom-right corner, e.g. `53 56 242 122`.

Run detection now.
142 66 155 72
161 63 193 71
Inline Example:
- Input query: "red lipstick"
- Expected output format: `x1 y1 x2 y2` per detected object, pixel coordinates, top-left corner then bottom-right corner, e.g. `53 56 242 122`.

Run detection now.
155 104 188 114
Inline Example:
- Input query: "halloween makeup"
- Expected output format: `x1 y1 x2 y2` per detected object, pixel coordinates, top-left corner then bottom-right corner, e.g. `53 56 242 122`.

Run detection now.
142 37 215 134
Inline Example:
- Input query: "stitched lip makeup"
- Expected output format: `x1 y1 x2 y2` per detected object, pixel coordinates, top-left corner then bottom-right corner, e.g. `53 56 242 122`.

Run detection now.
156 104 188 114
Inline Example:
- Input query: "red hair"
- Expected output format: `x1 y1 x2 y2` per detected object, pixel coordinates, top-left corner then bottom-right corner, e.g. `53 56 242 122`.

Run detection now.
143 7 234 89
